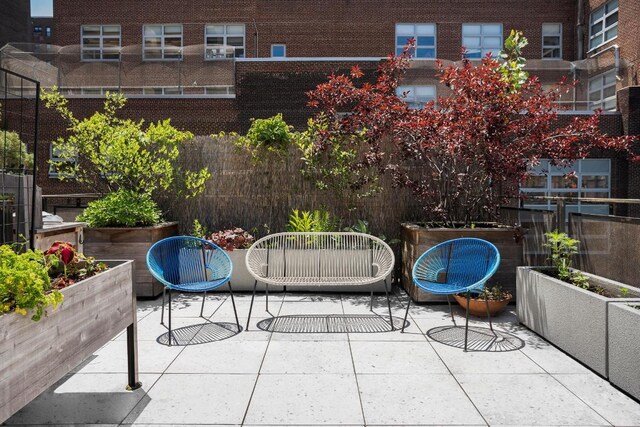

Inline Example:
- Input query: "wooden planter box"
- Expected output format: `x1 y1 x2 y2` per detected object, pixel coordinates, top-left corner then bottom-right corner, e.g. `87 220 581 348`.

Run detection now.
0 260 140 424
516 267 640 377
83 222 179 298
401 223 522 302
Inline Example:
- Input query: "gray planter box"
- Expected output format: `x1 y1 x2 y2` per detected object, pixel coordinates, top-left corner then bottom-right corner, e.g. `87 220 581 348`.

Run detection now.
516 266 640 377
608 302 640 400
0 260 139 424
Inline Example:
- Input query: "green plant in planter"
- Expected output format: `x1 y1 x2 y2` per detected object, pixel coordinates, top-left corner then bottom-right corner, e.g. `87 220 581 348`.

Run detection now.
0 245 63 321
543 230 590 289
0 130 34 171
286 209 339 232
40 89 211 202
77 190 162 227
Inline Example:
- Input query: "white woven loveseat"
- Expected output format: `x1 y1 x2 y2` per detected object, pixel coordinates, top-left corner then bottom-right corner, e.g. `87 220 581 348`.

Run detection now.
244 232 395 330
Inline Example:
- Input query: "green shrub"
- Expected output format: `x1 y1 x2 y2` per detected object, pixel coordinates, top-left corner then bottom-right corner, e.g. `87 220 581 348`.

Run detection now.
1 130 34 171
77 189 163 227
0 245 63 321
234 113 294 162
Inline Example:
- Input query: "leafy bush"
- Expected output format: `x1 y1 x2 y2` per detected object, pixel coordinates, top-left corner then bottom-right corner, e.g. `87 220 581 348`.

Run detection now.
77 189 163 227
45 241 108 289
286 209 338 232
543 230 591 290
233 113 294 162
1 130 34 171
191 219 211 239
41 89 210 199
0 245 63 321
208 227 255 251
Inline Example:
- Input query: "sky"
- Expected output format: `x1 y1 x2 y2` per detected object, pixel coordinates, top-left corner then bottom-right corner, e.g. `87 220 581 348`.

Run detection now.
31 0 53 17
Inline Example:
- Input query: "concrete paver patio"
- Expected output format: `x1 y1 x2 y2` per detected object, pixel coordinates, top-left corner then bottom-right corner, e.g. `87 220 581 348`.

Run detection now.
5 291 640 426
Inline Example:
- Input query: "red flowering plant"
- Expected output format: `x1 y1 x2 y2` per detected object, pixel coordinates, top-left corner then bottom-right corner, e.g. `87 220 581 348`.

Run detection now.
45 241 108 289
302 30 639 227
208 228 255 251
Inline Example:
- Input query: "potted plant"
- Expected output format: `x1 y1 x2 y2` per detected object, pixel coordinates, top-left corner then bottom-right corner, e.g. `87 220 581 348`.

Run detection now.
0 242 138 423
516 231 640 377
454 285 512 318
41 90 211 297
301 31 638 301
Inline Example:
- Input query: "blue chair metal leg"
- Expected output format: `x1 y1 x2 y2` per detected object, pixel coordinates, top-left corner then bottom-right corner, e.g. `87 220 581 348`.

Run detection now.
402 292 411 333
246 280 258 331
200 291 207 318
446 294 456 325
168 288 173 346
370 291 374 311
160 287 166 326
383 278 394 331
464 291 470 352
228 281 241 332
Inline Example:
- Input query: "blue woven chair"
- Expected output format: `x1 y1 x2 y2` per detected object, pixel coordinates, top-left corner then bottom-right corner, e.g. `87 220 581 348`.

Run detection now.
402 238 501 351
146 236 240 345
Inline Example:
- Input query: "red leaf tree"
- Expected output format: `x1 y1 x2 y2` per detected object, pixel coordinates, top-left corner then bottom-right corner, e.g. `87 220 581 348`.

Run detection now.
304 31 638 227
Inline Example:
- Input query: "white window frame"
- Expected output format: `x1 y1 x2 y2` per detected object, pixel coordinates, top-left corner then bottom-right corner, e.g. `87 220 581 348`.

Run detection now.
49 145 77 178
520 159 611 217
81 25 121 61
142 87 184 96
143 24 183 61
542 23 562 59
271 44 287 58
396 85 437 109
395 23 436 59
204 86 235 95
589 0 618 50
462 23 503 59
204 24 246 59
588 70 617 111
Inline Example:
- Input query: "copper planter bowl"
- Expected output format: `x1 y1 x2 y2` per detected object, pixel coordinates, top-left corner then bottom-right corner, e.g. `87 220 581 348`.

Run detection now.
453 293 512 318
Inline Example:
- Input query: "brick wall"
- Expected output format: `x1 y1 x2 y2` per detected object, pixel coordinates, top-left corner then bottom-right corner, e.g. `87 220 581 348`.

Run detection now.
53 0 576 61
0 0 31 47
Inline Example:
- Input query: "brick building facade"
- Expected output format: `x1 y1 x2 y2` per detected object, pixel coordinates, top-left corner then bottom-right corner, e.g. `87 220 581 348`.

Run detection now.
1 0 638 204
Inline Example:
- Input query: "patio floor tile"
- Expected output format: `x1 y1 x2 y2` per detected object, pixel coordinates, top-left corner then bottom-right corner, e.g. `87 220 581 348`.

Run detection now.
261 340 353 374
166 339 269 374
350 341 448 374
431 341 545 374
357 373 485 425
244 373 363 425
5 373 159 425
554 373 640 426
73 339 183 374
456 373 611 426
123 373 256 425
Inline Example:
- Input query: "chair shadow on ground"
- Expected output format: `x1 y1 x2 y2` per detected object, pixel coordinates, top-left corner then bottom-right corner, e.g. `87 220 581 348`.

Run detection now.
427 325 525 352
257 314 408 333
156 320 242 346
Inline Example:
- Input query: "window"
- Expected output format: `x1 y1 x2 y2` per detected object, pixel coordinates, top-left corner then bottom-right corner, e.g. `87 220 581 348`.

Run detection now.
49 145 77 178
45 27 51 37
542 23 562 59
205 24 245 59
589 0 618 50
396 85 436 109
395 23 436 59
271 44 286 58
81 25 121 61
588 70 617 111
462 23 503 58
142 87 183 95
33 26 42 33
521 159 611 217
205 86 235 95
143 24 183 60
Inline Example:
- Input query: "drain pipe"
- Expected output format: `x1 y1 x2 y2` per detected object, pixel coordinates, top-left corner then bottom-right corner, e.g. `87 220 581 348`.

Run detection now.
576 0 584 60
252 19 259 58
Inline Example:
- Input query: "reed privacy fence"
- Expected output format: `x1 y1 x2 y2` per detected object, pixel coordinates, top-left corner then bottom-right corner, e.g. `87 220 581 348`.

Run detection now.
244 232 395 329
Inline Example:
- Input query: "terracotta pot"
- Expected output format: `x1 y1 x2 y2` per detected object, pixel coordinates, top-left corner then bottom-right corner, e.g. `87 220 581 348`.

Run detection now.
453 293 512 317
